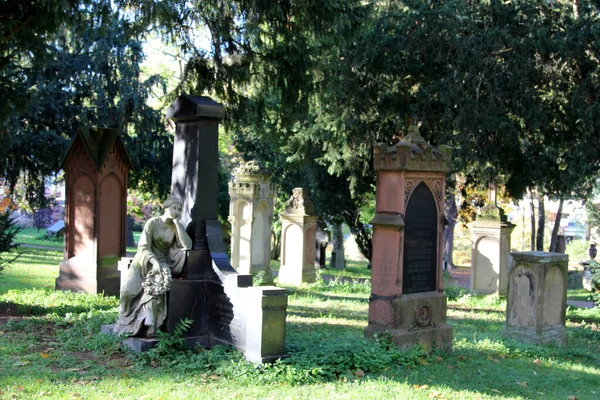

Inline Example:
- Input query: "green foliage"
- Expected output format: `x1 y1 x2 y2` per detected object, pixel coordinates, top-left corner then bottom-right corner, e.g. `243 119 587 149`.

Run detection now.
444 285 470 302
308 277 371 296
252 270 273 286
1 1 173 208
586 260 600 306
0 209 20 274
137 318 194 366
566 239 592 265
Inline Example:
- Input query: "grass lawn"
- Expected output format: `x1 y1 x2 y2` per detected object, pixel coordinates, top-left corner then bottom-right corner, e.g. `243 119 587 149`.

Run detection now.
0 246 599 399
14 227 142 254
14 227 64 248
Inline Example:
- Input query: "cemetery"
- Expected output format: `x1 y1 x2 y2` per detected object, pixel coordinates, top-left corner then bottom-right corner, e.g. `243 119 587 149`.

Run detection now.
2 1 600 399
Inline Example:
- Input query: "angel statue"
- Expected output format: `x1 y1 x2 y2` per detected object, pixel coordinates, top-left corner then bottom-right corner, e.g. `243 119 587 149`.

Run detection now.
114 196 192 337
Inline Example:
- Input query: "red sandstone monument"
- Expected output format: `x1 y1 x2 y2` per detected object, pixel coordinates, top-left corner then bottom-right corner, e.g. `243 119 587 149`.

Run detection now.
55 127 132 296
365 122 453 351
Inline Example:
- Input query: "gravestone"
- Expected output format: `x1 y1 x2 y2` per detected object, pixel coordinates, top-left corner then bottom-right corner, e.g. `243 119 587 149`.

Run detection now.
55 127 132 296
365 122 453 351
315 222 329 268
505 251 568 347
468 184 515 296
278 188 318 285
228 160 276 277
331 223 346 270
114 95 287 363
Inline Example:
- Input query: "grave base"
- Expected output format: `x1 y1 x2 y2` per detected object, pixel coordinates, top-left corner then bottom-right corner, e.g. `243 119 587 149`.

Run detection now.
366 323 453 353
278 263 316 285
365 292 453 352
101 324 211 352
504 325 568 348
56 257 120 296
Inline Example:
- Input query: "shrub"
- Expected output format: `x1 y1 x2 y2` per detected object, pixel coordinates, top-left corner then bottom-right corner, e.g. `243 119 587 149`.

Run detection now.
587 260 600 306
0 209 21 274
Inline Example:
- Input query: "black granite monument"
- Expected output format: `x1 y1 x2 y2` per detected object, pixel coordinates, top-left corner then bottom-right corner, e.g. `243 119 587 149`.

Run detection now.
109 95 288 363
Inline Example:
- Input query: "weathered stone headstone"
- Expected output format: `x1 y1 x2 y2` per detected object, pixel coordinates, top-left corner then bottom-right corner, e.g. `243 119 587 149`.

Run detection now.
365 122 453 351
228 161 276 277
153 95 286 363
505 251 568 347
468 184 515 296
331 223 346 270
278 188 318 285
56 127 132 296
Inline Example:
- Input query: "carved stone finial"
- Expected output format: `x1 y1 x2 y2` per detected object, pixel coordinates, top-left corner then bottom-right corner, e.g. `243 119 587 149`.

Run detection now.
284 188 315 215
478 203 507 222
233 160 268 178
477 183 507 222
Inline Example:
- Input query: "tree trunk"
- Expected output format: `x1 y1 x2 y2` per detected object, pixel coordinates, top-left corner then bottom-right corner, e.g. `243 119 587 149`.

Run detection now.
549 199 564 252
529 188 536 251
443 193 458 269
536 194 545 251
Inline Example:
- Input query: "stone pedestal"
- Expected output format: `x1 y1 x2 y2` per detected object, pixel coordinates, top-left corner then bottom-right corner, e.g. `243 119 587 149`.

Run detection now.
505 251 568 347
278 188 318 285
243 286 288 363
56 127 132 296
365 123 453 352
228 161 276 277
468 219 515 296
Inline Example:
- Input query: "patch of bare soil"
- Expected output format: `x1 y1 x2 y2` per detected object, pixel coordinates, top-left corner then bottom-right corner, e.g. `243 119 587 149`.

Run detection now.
447 267 471 289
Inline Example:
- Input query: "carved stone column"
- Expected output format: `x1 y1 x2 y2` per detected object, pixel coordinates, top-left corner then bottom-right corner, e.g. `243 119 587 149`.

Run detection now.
228 161 276 277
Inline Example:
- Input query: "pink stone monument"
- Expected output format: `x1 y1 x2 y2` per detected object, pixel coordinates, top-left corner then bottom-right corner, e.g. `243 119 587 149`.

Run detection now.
56 128 132 296
365 122 453 351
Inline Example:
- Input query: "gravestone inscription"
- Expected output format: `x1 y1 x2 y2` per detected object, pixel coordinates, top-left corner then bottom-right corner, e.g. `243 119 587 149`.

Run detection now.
403 182 438 294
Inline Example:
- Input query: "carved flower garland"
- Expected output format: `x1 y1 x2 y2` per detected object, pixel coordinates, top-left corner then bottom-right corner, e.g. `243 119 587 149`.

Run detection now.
142 267 173 297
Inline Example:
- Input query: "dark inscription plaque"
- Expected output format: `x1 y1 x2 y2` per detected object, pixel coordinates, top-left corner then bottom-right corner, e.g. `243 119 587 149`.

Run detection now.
402 182 438 294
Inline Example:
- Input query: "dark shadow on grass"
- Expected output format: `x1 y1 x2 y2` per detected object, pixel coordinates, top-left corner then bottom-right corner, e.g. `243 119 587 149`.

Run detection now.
289 288 369 304
287 307 367 324
0 300 114 317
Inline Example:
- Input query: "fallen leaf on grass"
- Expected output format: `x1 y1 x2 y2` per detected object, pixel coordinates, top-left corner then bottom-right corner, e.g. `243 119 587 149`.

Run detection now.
354 369 365 378
38 391 53 396
435 356 444 362
39 353 49 359
567 396 577 400
414 384 429 390
533 359 541 365
490 389 501 394
516 381 527 387
428 390 445 399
